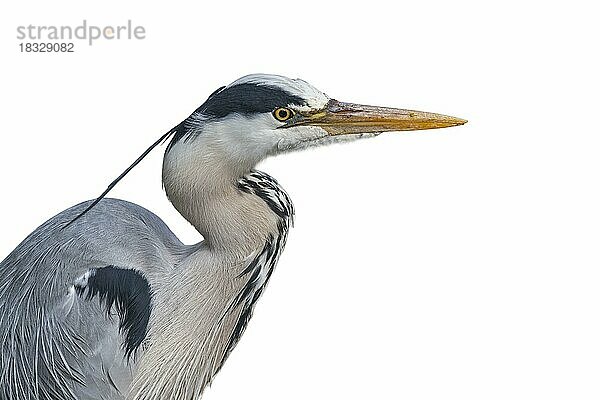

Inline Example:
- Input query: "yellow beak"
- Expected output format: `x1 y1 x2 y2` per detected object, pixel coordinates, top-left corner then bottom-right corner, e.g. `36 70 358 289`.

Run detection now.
293 100 467 135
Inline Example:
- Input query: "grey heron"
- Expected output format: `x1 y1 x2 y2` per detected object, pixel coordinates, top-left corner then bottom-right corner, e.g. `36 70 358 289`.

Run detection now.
0 74 466 400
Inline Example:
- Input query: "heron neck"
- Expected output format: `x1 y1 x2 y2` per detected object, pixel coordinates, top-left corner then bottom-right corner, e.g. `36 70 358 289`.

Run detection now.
162 142 278 257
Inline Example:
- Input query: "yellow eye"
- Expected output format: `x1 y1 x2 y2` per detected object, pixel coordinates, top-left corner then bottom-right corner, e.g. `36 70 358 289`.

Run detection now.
273 107 294 122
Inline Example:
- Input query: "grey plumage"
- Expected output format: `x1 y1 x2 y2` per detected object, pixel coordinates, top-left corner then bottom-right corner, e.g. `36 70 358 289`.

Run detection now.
1 199 182 399
0 74 466 399
1 171 293 400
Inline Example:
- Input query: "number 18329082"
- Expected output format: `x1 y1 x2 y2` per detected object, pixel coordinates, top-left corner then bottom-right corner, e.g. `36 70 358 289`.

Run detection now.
19 43 74 53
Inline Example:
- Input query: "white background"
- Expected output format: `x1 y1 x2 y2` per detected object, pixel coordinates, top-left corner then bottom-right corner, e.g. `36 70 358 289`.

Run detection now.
1 1 599 399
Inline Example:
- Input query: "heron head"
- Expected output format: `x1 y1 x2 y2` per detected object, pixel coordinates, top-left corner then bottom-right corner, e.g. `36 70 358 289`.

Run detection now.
67 74 467 225
165 74 466 174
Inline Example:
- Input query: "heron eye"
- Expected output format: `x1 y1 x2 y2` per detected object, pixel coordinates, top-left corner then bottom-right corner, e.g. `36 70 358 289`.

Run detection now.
273 107 294 122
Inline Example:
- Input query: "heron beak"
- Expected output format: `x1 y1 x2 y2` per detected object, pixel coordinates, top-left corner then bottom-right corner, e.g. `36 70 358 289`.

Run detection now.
296 99 467 135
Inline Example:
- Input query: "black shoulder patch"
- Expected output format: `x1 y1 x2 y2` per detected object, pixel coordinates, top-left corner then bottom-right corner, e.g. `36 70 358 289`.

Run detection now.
76 266 152 359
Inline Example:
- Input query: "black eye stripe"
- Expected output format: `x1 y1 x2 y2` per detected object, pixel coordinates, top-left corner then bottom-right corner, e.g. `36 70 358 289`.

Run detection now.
167 82 307 150
200 83 305 118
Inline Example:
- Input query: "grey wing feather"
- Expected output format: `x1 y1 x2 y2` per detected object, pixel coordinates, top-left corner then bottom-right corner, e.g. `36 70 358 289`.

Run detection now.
0 198 188 400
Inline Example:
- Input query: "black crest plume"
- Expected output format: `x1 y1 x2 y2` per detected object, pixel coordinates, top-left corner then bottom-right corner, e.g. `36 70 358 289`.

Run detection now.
63 127 177 228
